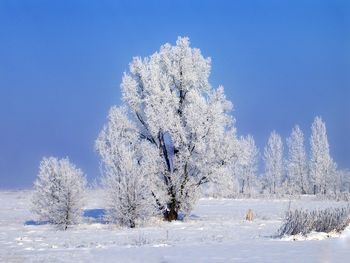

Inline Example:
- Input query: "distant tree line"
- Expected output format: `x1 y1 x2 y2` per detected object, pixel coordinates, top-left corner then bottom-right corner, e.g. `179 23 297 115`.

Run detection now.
261 116 345 197
217 116 348 198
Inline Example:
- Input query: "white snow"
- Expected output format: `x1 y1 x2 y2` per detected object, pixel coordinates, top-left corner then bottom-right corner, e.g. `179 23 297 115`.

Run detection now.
1 190 350 262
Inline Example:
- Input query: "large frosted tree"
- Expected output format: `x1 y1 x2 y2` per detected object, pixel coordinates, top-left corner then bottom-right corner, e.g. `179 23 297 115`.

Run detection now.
264 131 284 194
286 125 309 194
98 37 238 221
31 157 86 230
309 116 337 195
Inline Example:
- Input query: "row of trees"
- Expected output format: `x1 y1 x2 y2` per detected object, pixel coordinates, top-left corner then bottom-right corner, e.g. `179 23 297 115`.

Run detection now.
31 37 347 230
230 116 343 197
262 117 338 196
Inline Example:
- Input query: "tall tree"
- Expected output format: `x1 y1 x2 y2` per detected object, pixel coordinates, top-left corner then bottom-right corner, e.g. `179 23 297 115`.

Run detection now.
98 37 238 221
339 169 350 193
264 131 284 194
309 116 336 195
31 157 86 230
236 135 259 196
286 125 309 194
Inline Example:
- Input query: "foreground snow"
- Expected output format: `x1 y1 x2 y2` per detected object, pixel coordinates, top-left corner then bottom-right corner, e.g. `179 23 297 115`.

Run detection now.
1 190 350 262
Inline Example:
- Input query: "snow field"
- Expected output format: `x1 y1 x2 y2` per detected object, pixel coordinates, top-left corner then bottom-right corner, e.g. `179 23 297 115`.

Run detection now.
1 190 350 262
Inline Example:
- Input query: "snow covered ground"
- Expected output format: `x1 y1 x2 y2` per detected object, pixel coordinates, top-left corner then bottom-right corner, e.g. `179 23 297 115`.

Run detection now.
1 190 350 262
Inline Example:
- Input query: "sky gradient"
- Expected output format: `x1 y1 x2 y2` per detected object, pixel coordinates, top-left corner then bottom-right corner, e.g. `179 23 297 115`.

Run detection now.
0 0 349 188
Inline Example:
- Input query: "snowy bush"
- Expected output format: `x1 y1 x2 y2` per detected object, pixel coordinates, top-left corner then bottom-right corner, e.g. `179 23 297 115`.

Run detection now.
31 157 86 230
96 107 159 228
278 206 350 237
102 171 156 228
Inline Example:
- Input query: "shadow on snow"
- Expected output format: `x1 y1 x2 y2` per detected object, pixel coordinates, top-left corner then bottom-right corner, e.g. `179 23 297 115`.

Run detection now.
24 220 49 226
24 208 107 225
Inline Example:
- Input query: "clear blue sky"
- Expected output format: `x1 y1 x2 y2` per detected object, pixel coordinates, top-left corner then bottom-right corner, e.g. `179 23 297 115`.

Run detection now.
0 0 349 188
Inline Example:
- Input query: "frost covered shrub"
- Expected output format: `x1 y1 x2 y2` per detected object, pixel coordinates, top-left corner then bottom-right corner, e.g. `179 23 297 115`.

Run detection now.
102 171 156 228
31 157 86 230
334 193 350 202
278 206 350 237
96 107 159 228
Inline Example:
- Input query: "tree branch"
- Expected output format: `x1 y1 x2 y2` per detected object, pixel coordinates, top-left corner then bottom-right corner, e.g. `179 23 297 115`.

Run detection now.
135 111 157 146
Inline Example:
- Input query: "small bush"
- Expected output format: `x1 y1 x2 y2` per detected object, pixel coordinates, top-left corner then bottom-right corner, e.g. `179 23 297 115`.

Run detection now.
31 157 86 230
278 206 350 237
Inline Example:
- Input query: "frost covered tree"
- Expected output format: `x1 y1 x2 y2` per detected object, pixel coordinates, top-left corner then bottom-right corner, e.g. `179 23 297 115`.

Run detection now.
286 125 309 194
96 107 159 227
263 131 284 194
309 116 337 195
236 135 259 196
339 169 350 193
98 37 238 221
31 157 86 230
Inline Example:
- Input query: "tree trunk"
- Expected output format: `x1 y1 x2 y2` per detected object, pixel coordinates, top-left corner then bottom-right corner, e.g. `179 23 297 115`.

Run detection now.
64 212 69 230
301 188 306 195
164 198 178 221
241 179 245 194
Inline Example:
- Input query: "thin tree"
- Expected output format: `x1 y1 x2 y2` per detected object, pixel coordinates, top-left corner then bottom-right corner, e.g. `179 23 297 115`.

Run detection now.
309 116 336 195
237 135 259 196
286 125 309 194
264 131 284 194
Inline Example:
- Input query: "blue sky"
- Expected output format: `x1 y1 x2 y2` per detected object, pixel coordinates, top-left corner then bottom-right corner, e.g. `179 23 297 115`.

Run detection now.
0 0 349 188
